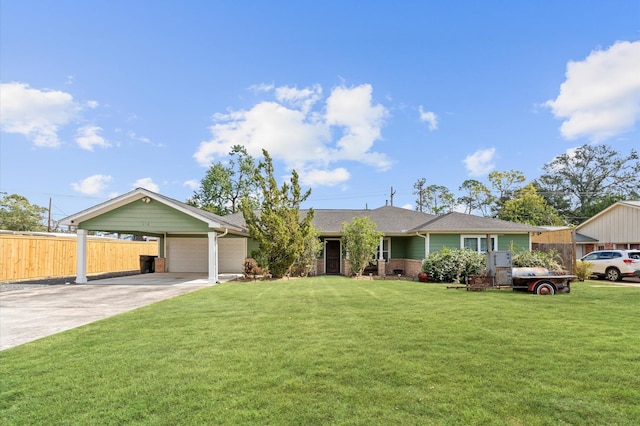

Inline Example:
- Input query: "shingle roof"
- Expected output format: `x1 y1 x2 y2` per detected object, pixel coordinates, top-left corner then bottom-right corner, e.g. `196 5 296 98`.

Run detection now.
229 206 540 234
305 206 438 234
410 212 543 233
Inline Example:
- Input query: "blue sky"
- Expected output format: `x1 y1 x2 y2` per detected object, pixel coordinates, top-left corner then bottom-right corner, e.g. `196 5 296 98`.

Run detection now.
1 1 639 225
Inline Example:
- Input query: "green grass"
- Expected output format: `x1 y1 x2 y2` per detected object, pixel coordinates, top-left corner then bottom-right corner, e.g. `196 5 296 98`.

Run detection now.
1 277 639 425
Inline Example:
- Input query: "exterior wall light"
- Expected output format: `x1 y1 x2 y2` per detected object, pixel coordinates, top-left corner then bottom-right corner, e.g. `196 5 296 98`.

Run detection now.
141 196 151 203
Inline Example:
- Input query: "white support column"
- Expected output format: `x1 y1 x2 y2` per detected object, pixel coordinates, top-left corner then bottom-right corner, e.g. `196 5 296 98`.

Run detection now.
208 231 218 284
379 236 384 260
417 233 430 257
76 229 88 283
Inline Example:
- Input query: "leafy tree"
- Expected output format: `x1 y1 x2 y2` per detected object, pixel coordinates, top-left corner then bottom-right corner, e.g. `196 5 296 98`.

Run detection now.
188 145 260 215
457 179 493 216
239 150 314 278
341 216 383 276
414 180 455 215
487 170 526 216
497 184 564 226
536 144 640 223
292 224 322 277
0 194 48 231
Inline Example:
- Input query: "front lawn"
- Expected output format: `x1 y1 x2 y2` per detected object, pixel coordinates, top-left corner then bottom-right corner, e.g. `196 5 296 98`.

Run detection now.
1 277 639 425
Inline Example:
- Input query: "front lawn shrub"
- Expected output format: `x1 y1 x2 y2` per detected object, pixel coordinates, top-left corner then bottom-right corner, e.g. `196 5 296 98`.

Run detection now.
422 247 485 283
510 244 564 271
575 260 594 281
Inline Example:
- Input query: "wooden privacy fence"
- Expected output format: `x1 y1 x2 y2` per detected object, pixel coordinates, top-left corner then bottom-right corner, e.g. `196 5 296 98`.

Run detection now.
532 242 574 272
0 233 159 282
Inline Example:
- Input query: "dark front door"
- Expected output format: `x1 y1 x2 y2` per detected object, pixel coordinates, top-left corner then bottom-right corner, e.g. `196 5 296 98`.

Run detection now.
325 240 341 274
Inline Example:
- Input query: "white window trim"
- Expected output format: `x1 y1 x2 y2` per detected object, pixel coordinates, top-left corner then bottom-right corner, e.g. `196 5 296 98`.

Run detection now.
460 235 498 253
376 237 391 262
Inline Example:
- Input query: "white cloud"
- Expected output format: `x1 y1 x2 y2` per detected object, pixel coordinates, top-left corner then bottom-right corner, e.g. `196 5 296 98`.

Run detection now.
248 82 275 93
419 106 438 131
325 84 390 168
545 40 640 141
194 83 392 187
401 203 413 210
127 130 150 143
183 179 199 190
132 177 159 192
76 125 110 151
86 100 99 109
463 148 496 176
71 174 112 195
275 84 322 114
0 82 81 147
299 167 350 187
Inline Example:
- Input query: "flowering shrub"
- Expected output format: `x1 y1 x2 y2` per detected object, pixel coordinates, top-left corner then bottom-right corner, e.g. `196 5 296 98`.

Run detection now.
510 245 564 271
421 247 486 283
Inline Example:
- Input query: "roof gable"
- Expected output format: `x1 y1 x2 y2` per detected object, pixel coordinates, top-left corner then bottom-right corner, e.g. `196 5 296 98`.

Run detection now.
60 188 248 234
575 200 640 231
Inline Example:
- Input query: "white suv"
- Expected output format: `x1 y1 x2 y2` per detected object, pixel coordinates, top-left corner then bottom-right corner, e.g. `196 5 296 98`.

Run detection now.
579 250 640 281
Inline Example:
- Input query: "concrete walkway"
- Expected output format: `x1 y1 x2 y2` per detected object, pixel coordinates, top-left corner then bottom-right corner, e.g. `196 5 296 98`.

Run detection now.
0 273 241 351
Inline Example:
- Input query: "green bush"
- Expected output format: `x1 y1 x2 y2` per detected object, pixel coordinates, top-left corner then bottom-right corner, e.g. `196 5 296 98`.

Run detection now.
575 260 593 281
422 247 486 283
510 245 564 271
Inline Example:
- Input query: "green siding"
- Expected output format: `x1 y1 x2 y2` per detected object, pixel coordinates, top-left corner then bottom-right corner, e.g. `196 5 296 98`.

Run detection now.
389 236 428 260
406 236 426 259
498 234 530 251
390 237 407 258
80 201 210 233
429 234 460 252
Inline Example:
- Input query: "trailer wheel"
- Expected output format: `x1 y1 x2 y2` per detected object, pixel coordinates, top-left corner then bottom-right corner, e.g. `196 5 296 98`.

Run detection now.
535 282 555 296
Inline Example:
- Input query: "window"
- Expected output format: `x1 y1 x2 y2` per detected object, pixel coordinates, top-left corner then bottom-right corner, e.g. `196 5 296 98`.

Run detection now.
376 238 391 262
583 253 599 261
461 235 497 253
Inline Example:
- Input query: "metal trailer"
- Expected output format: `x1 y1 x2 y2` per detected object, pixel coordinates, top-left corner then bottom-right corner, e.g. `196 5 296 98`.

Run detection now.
510 267 574 295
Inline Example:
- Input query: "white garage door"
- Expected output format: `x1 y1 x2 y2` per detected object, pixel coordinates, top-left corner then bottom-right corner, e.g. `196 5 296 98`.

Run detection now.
166 236 246 273
167 237 208 272
219 238 246 273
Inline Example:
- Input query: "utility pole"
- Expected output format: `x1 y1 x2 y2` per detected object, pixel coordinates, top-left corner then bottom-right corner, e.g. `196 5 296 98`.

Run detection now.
390 187 396 207
47 197 52 232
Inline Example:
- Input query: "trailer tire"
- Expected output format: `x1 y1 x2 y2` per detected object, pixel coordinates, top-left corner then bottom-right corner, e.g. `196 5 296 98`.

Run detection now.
535 282 555 296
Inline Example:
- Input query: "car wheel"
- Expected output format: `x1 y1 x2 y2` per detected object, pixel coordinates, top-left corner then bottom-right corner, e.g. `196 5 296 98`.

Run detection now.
605 267 621 282
535 282 555 295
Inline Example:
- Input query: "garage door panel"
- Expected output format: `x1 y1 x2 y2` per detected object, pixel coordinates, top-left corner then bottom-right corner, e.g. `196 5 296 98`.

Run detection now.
219 238 246 273
167 237 208 272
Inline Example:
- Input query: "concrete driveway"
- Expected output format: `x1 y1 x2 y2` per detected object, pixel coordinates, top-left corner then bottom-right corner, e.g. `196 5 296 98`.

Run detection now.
0 273 241 351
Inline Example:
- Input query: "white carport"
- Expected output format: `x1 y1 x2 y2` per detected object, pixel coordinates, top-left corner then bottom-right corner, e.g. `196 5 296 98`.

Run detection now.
60 188 249 284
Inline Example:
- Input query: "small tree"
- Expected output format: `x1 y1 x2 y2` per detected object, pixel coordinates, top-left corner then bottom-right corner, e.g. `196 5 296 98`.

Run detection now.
239 149 313 278
341 216 383 276
0 194 48 231
292 224 322 276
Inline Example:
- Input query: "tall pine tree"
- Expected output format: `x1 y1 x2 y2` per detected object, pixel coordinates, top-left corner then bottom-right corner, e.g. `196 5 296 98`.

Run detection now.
239 150 314 278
